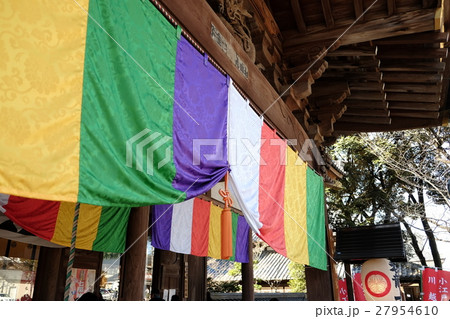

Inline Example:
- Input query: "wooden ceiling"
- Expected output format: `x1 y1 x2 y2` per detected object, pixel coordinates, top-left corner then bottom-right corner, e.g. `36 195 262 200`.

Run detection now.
211 0 450 145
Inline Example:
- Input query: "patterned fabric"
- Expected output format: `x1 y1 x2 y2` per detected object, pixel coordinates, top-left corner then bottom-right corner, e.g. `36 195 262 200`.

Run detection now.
1 194 130 253
0 0 228 206
152 198 250 263
227 83 327 270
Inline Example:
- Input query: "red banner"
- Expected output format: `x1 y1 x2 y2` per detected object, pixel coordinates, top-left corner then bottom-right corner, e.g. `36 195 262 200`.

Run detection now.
353 272 367 301
422 268 450 301
339 279 349 301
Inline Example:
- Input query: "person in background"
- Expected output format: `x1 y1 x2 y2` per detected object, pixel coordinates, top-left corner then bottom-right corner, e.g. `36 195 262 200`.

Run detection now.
150 289 164 301
77 292 103 301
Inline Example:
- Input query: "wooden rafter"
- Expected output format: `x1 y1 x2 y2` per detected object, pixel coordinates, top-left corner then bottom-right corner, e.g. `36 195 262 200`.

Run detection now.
327 60 380 69
384 83 442 94
334 117 442 133
283 8 437 49
382 72 443 83
320 0 334 28
346 91 387 101
380 61 446 72
339 116 392 125
390 110 440 119
327 46 377 57
345 108 390 117
353 0 364 21
387 0 396 16
377 47 448 59
345 100 388 110
289 60 329 80
373 31 449 44
290 0 307 34
387 93 441 103
388 102 440 111
322 71 383 81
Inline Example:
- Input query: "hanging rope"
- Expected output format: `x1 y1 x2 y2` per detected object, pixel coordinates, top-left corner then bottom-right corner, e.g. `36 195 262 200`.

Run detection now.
219 172 233 259
64 203 80 301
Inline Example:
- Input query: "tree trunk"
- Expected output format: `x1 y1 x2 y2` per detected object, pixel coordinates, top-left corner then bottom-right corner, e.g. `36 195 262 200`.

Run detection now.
401 219 427 266
415 188 442 268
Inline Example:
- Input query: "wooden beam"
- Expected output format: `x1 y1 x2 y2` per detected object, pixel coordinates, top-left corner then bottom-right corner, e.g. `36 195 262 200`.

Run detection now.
373 31 449 44
338 115 392 125
349 81 385 91
328 59 380 69
318 114 336 137
327 46 377 57
160 0 313 155
380 61 446 72
321 0 335 28
388 101 440 111
322 71 383 81
390 110 440 118
383 72 443 83
310 91 349 107
284 8 437 49
290 0 307 33
282 72 315 100
387 93 441 103
423 0 436 9
345 107 390 117
310 104 347 118
353 0 364 20
247 0 283 44
346 91 386 101
307 124 325 145
345 100 388 109
377 47 448 59
384 83 442 94
334 117 441 132
387 0 396 16
311 81 350 97
290 60 329 80
434 6 444 31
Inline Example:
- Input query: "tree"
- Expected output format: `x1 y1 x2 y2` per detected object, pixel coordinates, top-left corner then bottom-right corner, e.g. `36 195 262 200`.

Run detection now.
326 135 402 227
361 127 450 268
287 262 306 292
327 128 450 268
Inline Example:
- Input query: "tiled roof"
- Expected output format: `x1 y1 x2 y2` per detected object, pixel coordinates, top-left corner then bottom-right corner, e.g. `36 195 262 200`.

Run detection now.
207 249 293 282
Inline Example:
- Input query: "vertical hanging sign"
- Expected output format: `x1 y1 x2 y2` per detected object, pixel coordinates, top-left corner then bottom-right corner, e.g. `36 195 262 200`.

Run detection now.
338 279 349 301
422 268 450 301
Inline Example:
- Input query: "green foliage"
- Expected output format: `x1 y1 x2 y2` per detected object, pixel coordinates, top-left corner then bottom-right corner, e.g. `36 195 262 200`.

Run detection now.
326 127 450 267
327 135 402 227
228 262 241 277
287 262 306 292
206 277 241 293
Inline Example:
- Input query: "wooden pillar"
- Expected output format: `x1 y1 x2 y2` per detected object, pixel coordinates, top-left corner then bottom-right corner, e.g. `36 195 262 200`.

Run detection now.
187 255 207 300
119 206 150 301
33 247 103 300
305 266 334 300
33 247 68 301
151 248 162 294
345 263 354 301
326 214 340 300
241 230 254 301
